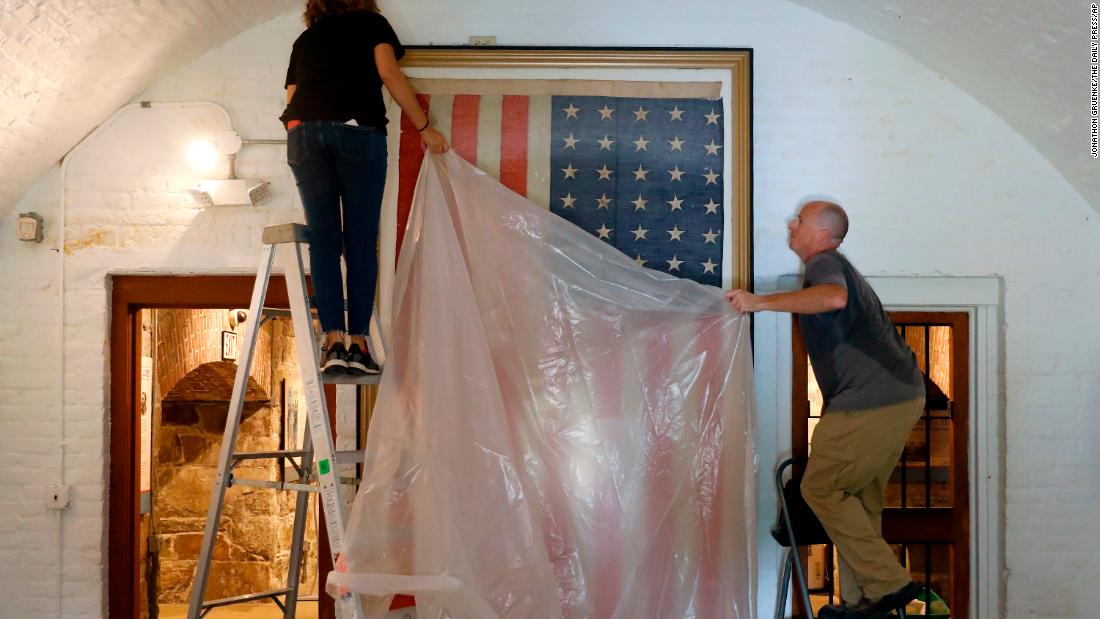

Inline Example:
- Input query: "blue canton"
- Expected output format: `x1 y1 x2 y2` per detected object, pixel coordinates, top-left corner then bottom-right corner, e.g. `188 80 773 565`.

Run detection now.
549 96 725 287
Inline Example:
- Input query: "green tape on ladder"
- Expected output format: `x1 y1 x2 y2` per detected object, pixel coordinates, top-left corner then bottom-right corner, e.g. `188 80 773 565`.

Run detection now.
318 459 331 475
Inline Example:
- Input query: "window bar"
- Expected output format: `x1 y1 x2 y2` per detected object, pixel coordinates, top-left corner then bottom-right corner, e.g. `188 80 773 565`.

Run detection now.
828 543 835 605
925 326 932 510
900 329 910 509
924 543 932 616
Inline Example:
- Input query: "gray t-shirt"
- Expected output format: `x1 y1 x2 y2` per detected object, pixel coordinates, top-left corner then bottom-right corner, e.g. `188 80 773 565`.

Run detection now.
798 251 924 412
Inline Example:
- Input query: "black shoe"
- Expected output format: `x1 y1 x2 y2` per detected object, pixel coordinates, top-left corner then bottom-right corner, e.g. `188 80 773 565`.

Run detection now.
818 601 865 619
321 342 348 375
817 604 849 619
848 582 922 619
345 343 380 376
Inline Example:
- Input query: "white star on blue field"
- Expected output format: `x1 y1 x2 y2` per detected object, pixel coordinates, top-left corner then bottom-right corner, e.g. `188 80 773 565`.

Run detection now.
550 96 725 286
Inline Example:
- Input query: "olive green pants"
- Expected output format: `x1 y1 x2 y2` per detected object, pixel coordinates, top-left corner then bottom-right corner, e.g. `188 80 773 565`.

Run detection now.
800 397 924 603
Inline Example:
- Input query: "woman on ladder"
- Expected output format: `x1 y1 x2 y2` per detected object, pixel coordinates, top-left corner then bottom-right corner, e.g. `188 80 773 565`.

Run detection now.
281 0 449 376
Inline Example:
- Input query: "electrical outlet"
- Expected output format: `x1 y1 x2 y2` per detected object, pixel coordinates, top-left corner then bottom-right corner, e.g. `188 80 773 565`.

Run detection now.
468 35 496 47
45 484 70 510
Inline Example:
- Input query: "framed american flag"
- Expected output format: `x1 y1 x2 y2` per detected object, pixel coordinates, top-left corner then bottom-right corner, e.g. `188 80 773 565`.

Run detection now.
377 47 752 335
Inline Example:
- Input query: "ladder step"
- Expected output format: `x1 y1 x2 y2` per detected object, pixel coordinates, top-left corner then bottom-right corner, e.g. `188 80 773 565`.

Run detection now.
231 479 317 493
264 302 366 318
262 223 309 244
335 449 364 464
231 449 363 463
231 477 359 492
261 305 323 317
233 449 308 461
201 588 293 609
260 307 295 319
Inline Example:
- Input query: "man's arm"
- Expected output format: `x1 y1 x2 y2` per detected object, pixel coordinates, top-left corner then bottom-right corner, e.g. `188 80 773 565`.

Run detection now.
725 284 847 314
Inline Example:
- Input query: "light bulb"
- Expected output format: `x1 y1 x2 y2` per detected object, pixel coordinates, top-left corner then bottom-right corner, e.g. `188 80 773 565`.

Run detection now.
187 139 219 173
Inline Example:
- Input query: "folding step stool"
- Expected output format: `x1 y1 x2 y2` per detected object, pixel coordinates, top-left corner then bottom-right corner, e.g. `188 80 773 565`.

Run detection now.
772 458 910 619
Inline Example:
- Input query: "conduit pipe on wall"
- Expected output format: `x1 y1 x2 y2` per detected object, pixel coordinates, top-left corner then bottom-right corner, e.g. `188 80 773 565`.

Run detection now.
55 100 233 618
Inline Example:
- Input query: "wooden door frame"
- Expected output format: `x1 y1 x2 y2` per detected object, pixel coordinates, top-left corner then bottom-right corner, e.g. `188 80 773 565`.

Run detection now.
109 275 336 618
791 311 970 618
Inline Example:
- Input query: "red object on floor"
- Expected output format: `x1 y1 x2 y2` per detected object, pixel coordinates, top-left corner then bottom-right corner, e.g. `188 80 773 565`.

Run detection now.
390 594 415 609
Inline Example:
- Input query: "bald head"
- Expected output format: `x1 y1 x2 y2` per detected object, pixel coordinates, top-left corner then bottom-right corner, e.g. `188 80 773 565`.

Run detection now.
788 200 849 261
804 201 848 244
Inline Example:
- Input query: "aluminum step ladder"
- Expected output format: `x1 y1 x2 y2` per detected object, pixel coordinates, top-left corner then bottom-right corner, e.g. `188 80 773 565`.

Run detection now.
187 223 376 618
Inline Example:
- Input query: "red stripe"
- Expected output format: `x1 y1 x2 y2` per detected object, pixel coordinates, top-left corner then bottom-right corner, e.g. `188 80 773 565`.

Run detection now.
451 95 480 164
499 95 529 196
637 324 678 616
589 331 624 618
396 94 430 264
693 316 727 619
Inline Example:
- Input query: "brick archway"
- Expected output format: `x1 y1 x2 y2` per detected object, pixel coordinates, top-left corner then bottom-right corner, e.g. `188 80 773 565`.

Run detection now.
152 359 305 605
162 360 269 412
154 309 272 401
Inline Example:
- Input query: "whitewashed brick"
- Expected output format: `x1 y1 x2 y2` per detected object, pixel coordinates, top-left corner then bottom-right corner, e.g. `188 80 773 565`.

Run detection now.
788 0 1100 220
0 0 300 216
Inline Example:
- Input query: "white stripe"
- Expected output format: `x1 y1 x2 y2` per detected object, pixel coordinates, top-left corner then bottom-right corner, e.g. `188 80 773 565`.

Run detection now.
378 99 403 340
379 97 455 343
476 95 503 179
526 96 552 209
665 319 705 602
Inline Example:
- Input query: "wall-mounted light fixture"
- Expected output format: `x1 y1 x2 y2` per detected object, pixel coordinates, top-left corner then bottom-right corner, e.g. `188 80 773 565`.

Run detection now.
186 130 271 207
227 308 248 330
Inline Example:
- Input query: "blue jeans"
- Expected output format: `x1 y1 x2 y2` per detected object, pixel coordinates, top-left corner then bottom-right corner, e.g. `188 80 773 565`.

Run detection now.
287 121 387 335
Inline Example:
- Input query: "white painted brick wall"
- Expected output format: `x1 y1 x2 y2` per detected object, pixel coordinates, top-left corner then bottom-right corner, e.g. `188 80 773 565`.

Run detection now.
789 0 1100 230
0 0 298 219
0 1 1097 617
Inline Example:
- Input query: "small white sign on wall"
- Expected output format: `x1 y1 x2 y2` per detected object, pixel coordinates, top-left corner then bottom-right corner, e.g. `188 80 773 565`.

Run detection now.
139 356 153 494
222 330 238 361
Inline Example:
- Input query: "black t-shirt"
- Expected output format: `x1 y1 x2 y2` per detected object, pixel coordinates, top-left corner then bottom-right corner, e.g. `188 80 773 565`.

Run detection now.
798 251 924 411
280 11 404 132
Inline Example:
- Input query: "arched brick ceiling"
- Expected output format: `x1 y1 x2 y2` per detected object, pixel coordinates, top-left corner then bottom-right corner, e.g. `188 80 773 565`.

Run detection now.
788 0 1097 209
162 361 269 404
0 0 1095 223
0 0 297 219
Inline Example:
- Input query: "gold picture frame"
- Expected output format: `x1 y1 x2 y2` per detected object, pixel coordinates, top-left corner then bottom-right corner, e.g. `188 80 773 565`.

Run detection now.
388 46 753 292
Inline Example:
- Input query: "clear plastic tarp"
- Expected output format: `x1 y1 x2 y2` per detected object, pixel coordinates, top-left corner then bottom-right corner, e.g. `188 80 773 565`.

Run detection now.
328 152 756 618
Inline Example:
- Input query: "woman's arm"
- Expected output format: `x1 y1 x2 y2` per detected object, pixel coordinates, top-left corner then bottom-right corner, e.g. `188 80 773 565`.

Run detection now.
375 43 449 154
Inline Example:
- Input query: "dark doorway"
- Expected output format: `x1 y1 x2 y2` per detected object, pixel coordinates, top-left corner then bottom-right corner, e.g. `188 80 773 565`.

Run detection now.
791 311 970 618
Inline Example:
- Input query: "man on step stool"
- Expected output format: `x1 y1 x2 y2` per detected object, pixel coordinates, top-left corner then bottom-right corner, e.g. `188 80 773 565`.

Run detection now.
727 200 924 619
